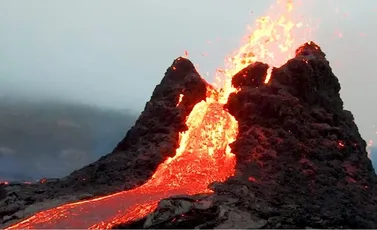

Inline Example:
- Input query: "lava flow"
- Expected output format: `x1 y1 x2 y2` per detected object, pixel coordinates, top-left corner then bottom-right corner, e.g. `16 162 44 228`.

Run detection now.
6 0 308 229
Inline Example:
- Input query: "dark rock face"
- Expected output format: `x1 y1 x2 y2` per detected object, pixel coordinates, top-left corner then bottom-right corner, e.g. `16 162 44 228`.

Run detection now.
226 41 377 228
120 42 377 229
61 57 208 194
0 185 6 200
0 57 209 226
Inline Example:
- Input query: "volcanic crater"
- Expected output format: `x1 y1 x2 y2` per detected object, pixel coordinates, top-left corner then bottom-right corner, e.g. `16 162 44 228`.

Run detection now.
1 41 377 229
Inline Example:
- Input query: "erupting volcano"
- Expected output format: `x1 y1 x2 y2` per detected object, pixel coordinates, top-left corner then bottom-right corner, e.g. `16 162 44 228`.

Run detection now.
2 0 377 229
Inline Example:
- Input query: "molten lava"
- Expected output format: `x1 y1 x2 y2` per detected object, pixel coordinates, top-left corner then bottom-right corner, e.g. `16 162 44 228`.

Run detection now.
6 0 308 229
214 0 303 101
6 94 238 229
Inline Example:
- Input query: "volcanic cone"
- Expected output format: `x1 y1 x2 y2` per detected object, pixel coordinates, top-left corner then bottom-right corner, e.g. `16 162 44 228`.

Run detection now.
114 42 377 229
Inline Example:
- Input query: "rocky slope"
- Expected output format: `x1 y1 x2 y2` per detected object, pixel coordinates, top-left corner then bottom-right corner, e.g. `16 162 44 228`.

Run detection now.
115 42 377 229
0 57 209 227
0 98 136 181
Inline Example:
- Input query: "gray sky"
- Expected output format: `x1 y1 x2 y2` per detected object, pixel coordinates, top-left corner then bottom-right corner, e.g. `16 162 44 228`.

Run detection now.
0 0 377 142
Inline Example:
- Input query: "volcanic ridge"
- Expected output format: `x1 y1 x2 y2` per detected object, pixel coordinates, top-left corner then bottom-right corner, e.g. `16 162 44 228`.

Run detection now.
1 42 377 229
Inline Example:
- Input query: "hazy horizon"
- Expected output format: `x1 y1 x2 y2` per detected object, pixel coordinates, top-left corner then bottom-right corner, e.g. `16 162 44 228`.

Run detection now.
1 0 377 143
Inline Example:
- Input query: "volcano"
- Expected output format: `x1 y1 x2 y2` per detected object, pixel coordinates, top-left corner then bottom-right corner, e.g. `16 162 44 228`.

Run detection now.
1 41 377 229
2 1 377 228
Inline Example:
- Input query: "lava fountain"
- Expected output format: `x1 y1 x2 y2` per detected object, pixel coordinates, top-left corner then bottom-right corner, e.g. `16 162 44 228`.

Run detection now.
6 0 308 229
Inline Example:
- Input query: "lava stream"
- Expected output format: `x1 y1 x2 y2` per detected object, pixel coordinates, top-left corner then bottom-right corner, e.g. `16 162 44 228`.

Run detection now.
6 100 238 229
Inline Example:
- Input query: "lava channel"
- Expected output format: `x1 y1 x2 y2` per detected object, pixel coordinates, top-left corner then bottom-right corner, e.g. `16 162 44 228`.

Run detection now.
6 96 238 229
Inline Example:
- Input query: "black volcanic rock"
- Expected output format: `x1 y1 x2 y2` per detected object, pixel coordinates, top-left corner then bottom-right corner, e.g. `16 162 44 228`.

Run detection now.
0 185 6 200
60 57 209 194
225 41 377 228
0 57 209 226
119 42 377 229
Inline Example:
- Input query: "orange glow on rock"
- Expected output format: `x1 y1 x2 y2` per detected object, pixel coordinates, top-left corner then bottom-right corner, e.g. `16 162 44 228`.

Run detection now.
176 94 184 106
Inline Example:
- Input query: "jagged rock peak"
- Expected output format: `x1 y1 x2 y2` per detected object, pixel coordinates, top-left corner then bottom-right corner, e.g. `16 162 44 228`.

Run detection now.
231 62 269 88
229 42 343 112
155 57 202 96
113 56 208 153
295 41 326 61
271 42 342 112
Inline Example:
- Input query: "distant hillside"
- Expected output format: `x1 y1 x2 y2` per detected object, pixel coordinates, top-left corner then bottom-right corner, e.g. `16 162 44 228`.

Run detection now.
0 97 137 181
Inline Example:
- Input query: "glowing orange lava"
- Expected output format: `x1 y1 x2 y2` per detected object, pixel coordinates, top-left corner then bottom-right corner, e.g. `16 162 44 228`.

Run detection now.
5 0 308 229
214 0 304 102
6 94 238 229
